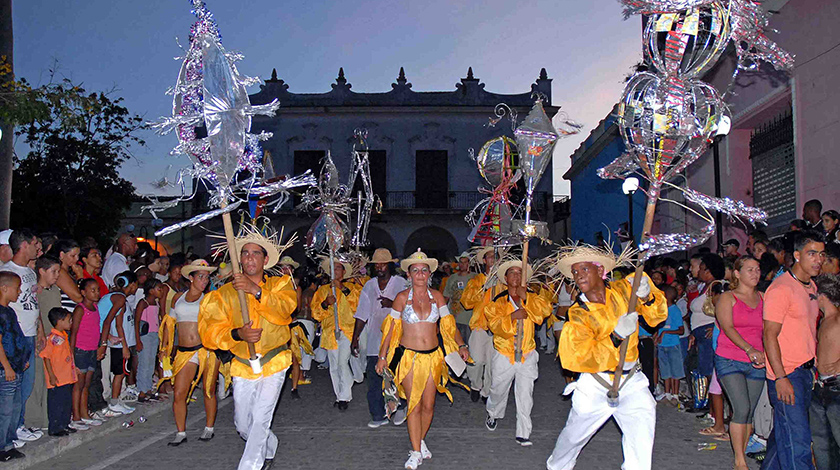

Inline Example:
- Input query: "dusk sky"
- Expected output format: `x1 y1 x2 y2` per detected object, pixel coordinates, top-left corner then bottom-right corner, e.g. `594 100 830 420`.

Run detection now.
12 0 642 197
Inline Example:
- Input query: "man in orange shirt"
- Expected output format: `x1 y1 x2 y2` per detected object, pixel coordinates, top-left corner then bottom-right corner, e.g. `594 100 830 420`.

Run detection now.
40 307 78 437
761 230 824 470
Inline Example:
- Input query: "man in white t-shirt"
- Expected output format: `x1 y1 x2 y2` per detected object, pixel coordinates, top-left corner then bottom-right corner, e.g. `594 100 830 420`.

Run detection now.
101 234 137 288
0 229 12 265
0 229 45 442
350 249 407 428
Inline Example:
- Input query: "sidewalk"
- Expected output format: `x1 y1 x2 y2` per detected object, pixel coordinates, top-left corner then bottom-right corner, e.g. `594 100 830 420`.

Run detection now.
7 399 171 470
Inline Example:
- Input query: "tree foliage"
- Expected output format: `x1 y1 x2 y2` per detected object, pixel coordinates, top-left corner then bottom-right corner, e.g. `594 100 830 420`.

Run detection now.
10 71 146 246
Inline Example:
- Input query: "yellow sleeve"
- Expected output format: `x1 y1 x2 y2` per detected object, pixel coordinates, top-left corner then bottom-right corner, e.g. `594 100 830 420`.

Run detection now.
439 314 460 356
311 285 330 322
198 289 236 352
613 275 668 328
524 292 551 325
460 275 484 310
380 315 403 364
487 299 515 340
558 303 619 373
158 315 176 357
255 276 297 326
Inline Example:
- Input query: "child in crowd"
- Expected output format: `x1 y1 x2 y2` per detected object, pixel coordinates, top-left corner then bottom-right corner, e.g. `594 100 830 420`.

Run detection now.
656 285 685 407
70 279 103 429
41 307 78 436
134 278 163 402
97 271 138 415
0 272 31 460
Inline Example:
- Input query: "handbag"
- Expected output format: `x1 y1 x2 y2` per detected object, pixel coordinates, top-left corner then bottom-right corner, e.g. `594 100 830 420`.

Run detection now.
702 280 728 317
139 320 150 337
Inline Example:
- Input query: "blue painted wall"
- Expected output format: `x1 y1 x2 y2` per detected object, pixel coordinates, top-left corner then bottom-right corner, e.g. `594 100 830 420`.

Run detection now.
568 119 646 248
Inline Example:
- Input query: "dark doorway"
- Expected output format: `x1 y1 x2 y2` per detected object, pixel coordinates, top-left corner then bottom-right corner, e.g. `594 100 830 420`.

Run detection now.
415 150 448 209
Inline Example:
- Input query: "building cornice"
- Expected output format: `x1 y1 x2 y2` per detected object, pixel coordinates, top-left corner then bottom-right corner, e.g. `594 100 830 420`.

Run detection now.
250 67 555 109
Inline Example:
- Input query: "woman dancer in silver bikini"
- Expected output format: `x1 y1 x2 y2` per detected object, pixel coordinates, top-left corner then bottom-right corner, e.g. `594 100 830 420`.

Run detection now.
376 250 471 469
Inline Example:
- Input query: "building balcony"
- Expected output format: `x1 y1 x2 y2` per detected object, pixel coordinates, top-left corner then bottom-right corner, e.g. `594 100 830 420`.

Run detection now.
383 191 548 212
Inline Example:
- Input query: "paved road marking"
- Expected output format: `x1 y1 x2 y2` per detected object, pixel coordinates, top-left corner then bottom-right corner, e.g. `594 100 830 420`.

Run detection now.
81 399 232 470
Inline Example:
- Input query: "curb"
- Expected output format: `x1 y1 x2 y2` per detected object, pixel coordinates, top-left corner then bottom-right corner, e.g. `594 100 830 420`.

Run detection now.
7 399 171 470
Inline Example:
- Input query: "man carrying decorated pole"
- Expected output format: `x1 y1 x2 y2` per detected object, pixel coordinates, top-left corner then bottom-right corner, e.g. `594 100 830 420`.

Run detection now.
484 259 550 446
199 225 297 470
312 258 358 410
461 246 497 403
546 244 666 470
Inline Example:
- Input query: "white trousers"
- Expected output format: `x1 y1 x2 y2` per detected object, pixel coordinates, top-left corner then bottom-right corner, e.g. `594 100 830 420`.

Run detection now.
327 335 353 402
349 327 366 383
467 329 494 397
486 349 539 439
546 371 656 470
101 347 112 400
233 369 286 470
297 319 316 371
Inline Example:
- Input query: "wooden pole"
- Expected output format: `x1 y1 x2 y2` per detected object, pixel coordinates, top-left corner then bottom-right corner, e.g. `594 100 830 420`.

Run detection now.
220 204 258 363
329 248 340 341
608 191 658 401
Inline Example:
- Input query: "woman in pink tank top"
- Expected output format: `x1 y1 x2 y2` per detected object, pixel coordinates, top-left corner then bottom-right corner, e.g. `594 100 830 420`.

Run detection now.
714 256 766 470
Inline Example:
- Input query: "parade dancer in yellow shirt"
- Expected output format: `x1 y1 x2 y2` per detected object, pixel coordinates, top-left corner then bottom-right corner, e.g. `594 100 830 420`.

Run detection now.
312 258 359 410
484 260 551 446
546 245 666 470
198 226 297 470
461 246 496 403
376 250 471 470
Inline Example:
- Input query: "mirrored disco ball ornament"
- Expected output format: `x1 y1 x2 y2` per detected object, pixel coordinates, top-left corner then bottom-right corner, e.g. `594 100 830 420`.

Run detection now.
618 72 726 183
476 136 521 188
644 1 731 79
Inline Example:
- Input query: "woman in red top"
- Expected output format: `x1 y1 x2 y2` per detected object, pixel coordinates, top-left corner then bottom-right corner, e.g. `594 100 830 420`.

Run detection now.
714 256 766 470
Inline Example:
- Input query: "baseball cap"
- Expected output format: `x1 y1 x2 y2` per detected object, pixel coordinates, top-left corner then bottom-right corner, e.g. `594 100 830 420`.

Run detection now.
0 229 11 246
722 238 740 248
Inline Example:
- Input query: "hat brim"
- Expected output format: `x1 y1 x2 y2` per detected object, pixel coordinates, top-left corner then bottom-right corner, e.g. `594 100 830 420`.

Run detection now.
319 258 353 280
181 265 218 279
556 255 617 279
236 238 281 270
370 257 398 264
497 261 533 286
400 258 438 273
477 247 495 264
280 259 300 269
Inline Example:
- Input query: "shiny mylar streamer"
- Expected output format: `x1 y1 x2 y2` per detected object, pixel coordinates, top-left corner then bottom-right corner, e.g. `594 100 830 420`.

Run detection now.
145 1 314 236
638 222 715 259
346 130 377 249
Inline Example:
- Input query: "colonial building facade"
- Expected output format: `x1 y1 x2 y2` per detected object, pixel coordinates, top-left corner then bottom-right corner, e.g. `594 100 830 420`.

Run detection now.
125 67 559 263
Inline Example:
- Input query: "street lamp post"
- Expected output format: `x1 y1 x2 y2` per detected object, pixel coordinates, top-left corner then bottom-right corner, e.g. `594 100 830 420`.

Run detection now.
622 177 640 244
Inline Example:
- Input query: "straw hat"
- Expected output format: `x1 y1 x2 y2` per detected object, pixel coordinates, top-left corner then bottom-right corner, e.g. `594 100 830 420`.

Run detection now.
370 248 398 264
279 256 300 269
553 243 633 280
496 260 533 286
319 257 353 280
216 262 233 280
181 259 218 279
400 249 438 273
476 246 495 265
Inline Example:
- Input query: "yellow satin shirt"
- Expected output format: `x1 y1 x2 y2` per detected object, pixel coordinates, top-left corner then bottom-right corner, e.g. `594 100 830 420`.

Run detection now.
462 273 502 331
311 282 359 349
198 275 298 379
558 275 667 374
486 291 551 364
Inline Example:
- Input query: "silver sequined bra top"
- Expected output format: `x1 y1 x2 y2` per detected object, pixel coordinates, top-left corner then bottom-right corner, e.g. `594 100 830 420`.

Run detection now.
402 288 439 324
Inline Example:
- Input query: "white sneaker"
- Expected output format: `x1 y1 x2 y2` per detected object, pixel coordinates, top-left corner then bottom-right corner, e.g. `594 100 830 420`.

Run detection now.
12 440 24 449
121 387 139 402
404 451 423 469
16 426 41 441
420 440 432 459
97 407 122 418
81 417 103 426
120 401 136 412
68 421 90 431
108 403 134 415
